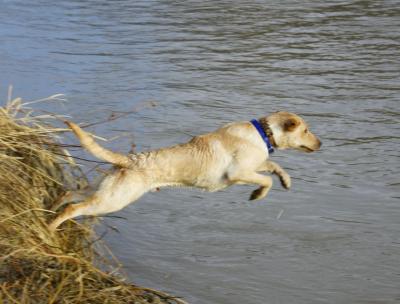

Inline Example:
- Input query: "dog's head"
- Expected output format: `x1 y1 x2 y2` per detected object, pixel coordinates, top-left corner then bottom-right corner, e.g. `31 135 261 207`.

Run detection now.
267 112 321 152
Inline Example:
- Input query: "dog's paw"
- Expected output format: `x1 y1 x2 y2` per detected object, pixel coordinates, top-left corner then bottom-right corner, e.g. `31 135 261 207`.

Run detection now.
279 172 291 190
48 221 58 233
249 187 269 201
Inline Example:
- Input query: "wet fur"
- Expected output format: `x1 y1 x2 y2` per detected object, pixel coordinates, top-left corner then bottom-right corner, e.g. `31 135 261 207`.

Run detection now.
49 112 321 231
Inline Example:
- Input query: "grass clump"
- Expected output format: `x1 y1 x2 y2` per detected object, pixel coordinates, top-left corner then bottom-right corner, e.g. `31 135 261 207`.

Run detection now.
0 96 186 304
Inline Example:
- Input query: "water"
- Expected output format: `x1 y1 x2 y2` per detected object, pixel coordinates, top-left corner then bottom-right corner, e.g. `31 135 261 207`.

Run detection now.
1 1 399 303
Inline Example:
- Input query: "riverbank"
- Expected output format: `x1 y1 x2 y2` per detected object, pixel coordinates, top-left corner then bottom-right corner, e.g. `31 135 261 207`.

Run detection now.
0 96 186 304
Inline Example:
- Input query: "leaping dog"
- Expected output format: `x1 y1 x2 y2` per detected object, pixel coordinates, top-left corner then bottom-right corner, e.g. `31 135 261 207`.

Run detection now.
49 111 321 231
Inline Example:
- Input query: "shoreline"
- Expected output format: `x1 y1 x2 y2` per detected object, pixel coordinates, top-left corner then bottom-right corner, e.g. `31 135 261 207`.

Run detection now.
0 97 187 304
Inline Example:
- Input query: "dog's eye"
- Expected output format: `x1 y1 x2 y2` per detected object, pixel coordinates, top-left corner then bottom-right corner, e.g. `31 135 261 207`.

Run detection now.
304 129 308 134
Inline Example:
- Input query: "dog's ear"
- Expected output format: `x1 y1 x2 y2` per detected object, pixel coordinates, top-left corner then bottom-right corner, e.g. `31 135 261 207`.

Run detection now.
283 118 300 132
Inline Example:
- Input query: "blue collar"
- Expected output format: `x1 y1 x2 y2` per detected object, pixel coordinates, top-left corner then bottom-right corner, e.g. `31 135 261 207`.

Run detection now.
250 119 274 154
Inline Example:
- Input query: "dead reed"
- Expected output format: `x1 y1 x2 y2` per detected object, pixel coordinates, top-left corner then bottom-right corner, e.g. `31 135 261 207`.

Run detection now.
0 95 186 304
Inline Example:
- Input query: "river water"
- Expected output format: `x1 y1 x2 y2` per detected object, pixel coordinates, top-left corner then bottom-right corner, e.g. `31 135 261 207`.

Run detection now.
1 1 399 303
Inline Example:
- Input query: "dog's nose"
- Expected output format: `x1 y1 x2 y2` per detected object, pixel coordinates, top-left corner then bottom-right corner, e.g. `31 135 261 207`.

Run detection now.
317 140 322 149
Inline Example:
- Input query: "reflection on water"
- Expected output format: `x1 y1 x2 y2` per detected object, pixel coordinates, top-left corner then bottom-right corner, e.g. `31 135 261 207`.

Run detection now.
1 1 399 303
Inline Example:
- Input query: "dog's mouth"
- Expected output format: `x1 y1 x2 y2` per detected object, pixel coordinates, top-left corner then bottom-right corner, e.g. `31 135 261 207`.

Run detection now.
299 145 315 153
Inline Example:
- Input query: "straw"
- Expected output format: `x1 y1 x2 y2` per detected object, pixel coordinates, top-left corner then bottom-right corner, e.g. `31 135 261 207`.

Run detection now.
0 95 187 304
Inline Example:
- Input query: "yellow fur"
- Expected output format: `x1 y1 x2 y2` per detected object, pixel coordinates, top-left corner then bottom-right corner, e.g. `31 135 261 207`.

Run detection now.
49 112 321 231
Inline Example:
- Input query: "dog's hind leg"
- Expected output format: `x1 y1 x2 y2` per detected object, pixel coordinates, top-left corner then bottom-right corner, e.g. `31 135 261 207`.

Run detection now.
48 195 99 231
51 189 93 212
49 174 148 231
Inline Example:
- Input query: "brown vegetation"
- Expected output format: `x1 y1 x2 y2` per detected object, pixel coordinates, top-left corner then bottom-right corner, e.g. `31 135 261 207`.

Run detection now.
0 96 186 304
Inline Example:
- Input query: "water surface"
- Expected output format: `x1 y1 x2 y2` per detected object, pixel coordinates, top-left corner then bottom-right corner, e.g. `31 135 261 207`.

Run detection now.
1 1 399 303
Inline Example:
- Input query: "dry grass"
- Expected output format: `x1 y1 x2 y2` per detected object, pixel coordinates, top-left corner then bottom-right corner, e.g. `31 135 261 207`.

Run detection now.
0 96 187 304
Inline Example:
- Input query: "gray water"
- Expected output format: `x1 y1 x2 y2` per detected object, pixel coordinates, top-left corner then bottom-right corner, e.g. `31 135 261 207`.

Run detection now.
1 1 399 303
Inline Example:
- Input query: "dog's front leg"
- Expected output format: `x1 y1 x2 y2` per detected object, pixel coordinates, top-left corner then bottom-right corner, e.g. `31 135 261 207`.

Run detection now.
229 171 273 201
258 160 291 190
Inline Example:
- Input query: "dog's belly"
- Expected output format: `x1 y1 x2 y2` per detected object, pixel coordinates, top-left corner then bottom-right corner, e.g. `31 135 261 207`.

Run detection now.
197 179 229 192
191 168 232 192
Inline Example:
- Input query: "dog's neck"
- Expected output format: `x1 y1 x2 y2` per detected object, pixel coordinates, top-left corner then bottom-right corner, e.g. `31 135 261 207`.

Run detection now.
258 117 277 148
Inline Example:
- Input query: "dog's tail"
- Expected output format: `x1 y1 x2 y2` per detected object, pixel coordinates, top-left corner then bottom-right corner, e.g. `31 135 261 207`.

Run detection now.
66 121 132 167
